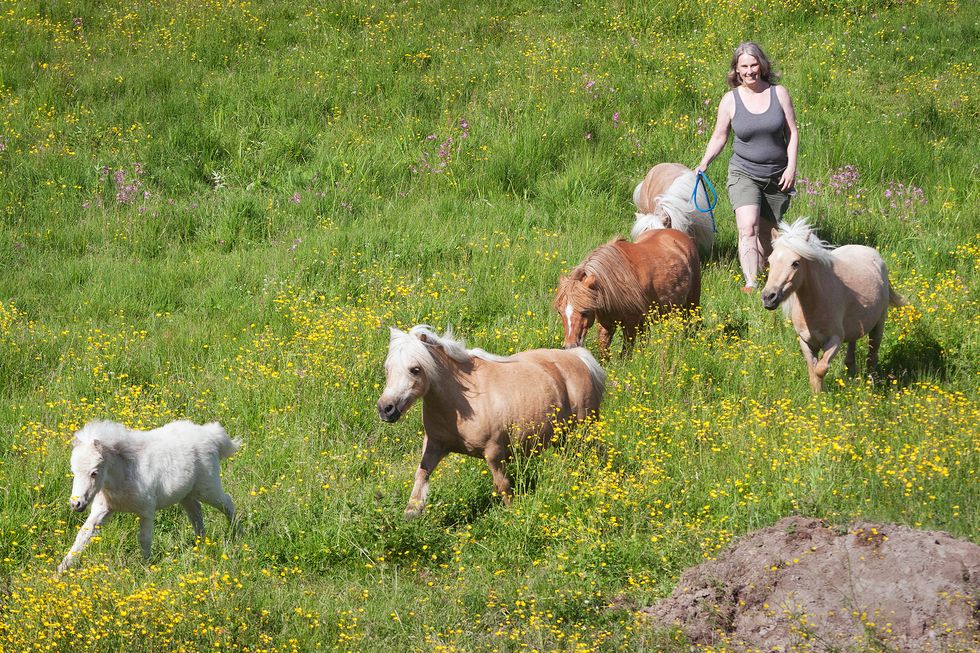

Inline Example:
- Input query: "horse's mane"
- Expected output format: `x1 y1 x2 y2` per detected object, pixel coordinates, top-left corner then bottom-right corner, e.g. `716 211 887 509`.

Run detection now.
570 347 607 399
774 218 834 265
73 420 142 457
388 325 510 378
563 239 648 315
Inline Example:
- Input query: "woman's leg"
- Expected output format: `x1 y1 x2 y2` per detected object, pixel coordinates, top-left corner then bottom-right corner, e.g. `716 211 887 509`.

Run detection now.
735 204 765 290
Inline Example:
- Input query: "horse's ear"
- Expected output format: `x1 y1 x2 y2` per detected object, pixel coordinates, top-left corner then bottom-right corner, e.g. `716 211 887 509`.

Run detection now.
770 226 779 242
583 275 599 291
92 439 104 453
571 268 586 281
662 214 672 229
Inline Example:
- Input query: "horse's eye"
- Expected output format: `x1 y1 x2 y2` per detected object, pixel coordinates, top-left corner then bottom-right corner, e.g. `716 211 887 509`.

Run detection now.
90 470 98 478
409 366 422 376
791 261 800 269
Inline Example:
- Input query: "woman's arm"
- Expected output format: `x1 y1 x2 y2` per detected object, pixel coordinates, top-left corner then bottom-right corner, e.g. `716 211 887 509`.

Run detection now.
696 92 734 174
777 85 798 191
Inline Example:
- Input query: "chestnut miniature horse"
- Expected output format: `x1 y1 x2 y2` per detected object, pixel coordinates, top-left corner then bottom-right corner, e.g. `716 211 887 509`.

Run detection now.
555 229 700 358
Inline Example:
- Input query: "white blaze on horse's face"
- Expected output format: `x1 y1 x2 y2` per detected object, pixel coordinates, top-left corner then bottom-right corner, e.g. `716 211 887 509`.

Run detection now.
561 301 595 349
762 248 805 310
69 441 105 512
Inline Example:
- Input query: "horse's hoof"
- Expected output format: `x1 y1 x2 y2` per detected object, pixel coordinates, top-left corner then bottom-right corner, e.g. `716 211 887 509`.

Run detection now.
403 507 423 520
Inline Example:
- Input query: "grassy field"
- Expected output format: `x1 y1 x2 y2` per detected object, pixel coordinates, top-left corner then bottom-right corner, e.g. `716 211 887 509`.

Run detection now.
1 0 977 650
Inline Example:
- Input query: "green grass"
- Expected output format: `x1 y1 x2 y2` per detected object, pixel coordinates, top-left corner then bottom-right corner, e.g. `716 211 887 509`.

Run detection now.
0 0 977 650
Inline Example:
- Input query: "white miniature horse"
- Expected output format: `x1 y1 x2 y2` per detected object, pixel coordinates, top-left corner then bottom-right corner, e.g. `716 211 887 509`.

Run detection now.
632 162 715 254
377 325 605 518
762 219 906 393
59 419 240 572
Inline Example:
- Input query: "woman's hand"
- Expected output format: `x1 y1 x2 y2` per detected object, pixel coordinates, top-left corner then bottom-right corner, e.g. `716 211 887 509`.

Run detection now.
779 167 796 191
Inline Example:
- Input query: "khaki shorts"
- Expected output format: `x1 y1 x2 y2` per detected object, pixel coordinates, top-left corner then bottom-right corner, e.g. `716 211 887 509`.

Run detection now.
726 165 793 223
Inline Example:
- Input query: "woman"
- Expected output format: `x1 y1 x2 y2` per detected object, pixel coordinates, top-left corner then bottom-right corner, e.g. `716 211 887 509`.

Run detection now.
696 42 799 293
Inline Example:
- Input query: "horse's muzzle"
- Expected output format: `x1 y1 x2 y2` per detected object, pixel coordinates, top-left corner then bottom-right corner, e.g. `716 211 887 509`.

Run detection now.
761 290 781 310
377 401 402 423
70 499 86 512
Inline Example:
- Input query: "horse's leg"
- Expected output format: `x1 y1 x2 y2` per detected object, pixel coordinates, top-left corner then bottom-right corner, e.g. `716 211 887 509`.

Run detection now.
405 436 447 519
621 323 639 357
814 335 842 391
798 337 823 393
217 493 237 527
137 512 155 560
58 495 112 573
844 341 857 377
199 485 237 528
484 447 513 506
597 322 615 360
866 320 885 378
180 498 205 538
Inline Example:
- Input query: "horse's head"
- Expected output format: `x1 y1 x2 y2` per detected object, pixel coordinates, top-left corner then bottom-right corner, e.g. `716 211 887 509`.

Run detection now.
68 429 108 512
763 220 831 310
554 271 599 349
762 229 807 310
377 327 436 423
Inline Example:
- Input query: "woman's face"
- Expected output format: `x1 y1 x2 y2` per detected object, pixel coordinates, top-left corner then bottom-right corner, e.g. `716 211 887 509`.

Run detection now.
736 54 761 85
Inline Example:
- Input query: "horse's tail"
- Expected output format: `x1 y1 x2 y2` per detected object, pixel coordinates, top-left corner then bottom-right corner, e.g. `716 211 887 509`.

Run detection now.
203 422 242 459
631 212 666 240
571 347 607 402
889 284 907 308
688 212 715 253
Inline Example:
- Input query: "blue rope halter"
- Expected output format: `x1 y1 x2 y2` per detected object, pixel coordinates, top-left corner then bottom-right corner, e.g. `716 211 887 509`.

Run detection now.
691 170 719 233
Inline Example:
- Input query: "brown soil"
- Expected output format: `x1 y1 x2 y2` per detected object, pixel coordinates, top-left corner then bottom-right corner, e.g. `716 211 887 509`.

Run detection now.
643 516 980 652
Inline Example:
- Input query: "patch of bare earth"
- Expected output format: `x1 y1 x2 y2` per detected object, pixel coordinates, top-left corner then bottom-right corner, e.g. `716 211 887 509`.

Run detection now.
644 516 979 652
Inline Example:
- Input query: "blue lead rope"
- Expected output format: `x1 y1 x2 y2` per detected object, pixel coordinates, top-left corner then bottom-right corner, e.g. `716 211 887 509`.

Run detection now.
691 170 719 233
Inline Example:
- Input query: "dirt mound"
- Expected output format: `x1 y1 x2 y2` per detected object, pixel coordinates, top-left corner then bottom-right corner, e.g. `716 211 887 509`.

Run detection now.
644 516 979 652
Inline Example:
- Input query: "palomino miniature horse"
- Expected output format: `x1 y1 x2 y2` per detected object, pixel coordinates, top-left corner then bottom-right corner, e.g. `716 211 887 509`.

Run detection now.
59 419 240 572
377 325 605 518
762 219 906 393
632 162 715 253
554 229 700 358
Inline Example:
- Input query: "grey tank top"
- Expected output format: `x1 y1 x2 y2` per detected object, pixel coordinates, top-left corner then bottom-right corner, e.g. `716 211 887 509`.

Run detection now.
730 85 788 178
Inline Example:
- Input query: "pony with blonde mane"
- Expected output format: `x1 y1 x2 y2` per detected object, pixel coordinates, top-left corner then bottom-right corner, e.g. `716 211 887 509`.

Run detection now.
554 229 701 358
762 218 906 392
632 162 715 253
377 325 605 517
